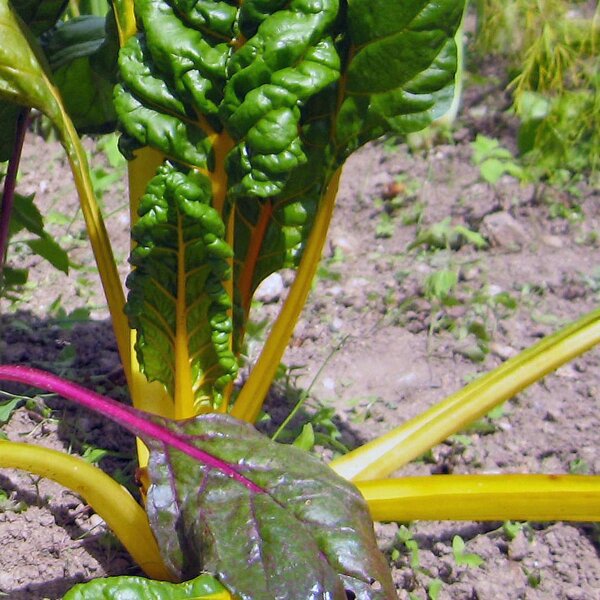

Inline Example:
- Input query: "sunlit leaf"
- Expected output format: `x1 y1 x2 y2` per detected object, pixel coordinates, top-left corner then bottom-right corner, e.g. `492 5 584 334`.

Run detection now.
0 366 395 600
126 163 237 415
63 573 228 600
0 0 130 368
141 413 397 599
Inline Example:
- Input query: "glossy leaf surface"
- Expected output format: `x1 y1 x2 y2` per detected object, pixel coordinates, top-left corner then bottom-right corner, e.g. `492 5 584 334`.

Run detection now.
142 413 396 599
9 0 67 36
0 0 131 368
0 0 66 160
334 0 462 156
0 366 395 600
0 0 116 159
63 573 228 600
119 0 463 392
0 0 62 120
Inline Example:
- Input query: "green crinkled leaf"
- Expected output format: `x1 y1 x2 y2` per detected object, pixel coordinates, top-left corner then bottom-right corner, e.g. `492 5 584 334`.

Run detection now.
115 0 341 197
334 0 463 155
126 162 237 408
118 35 190 119
114 83 211 168
62 572 227 600
119 0 464 383
143 412 396 599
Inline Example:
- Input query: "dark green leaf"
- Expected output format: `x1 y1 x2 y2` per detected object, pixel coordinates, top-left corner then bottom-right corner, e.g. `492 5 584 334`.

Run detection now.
0 102 20 163
1 266 28 287
334 0 463 155
143 413 396 599
0 366 395 600
10 0 67 36
62 572 227 599
26 234 69 274
42 15 118 132
116 0 464 367
9 193 44 237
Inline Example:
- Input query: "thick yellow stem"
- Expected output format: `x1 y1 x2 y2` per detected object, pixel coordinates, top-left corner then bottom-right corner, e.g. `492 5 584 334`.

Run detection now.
62 118 131 384
231 168 342 423
0 441 173 580
127 148 173 465
174 214 195 419
331 307 600 481
358 474 600 522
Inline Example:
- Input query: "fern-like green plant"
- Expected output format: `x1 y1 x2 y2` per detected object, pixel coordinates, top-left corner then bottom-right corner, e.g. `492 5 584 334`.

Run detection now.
475 0 599 178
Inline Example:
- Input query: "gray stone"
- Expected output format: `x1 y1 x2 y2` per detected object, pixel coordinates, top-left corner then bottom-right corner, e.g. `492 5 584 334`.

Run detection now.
254 272 284 303
481 212 529 251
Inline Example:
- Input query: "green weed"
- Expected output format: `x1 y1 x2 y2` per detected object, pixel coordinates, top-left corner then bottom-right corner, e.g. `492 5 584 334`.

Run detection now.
0 488 27 513
475 0 599 180
471 135 525 184
410 217 487 252
451 535 484 568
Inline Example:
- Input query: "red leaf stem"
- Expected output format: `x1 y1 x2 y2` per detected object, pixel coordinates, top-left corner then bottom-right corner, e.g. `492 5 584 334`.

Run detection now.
0 365 263 493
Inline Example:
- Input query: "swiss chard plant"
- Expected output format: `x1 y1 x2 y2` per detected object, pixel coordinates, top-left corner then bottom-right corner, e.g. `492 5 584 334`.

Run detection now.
1 0 599 598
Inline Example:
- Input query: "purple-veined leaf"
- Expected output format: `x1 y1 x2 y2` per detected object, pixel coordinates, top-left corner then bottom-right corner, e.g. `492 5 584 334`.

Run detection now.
144 413 396 599
0 366 396 599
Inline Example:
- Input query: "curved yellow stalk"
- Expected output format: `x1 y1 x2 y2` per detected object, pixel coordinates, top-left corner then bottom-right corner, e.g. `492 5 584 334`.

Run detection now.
359 474 600 522
60 108 131 384
0 440 173 581
331 307 600 481
231 168 342 423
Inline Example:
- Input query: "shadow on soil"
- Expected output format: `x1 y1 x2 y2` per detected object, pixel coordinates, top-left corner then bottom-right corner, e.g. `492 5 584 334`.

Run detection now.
2 311 598 599
0 309 368 597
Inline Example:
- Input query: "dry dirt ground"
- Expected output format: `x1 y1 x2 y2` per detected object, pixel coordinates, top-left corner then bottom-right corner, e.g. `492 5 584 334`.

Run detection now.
0 82 599 598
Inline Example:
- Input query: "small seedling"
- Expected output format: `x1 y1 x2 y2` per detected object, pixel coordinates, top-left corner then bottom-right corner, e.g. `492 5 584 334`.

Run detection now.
0 393 23 424
462 403 506 435
524 567 542 588
424 269 459 302
548 201 584 223
502 520 525 541
451 535 484 568
409 217 487 252
396 525 421 569
81 445 111 465
471 135 525 184
569 458 590 475
427 578 443 600
0 488 27 513
375 212 395 239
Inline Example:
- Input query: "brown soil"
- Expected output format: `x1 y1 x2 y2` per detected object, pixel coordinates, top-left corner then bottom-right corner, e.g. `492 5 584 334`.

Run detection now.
1 80 599 598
